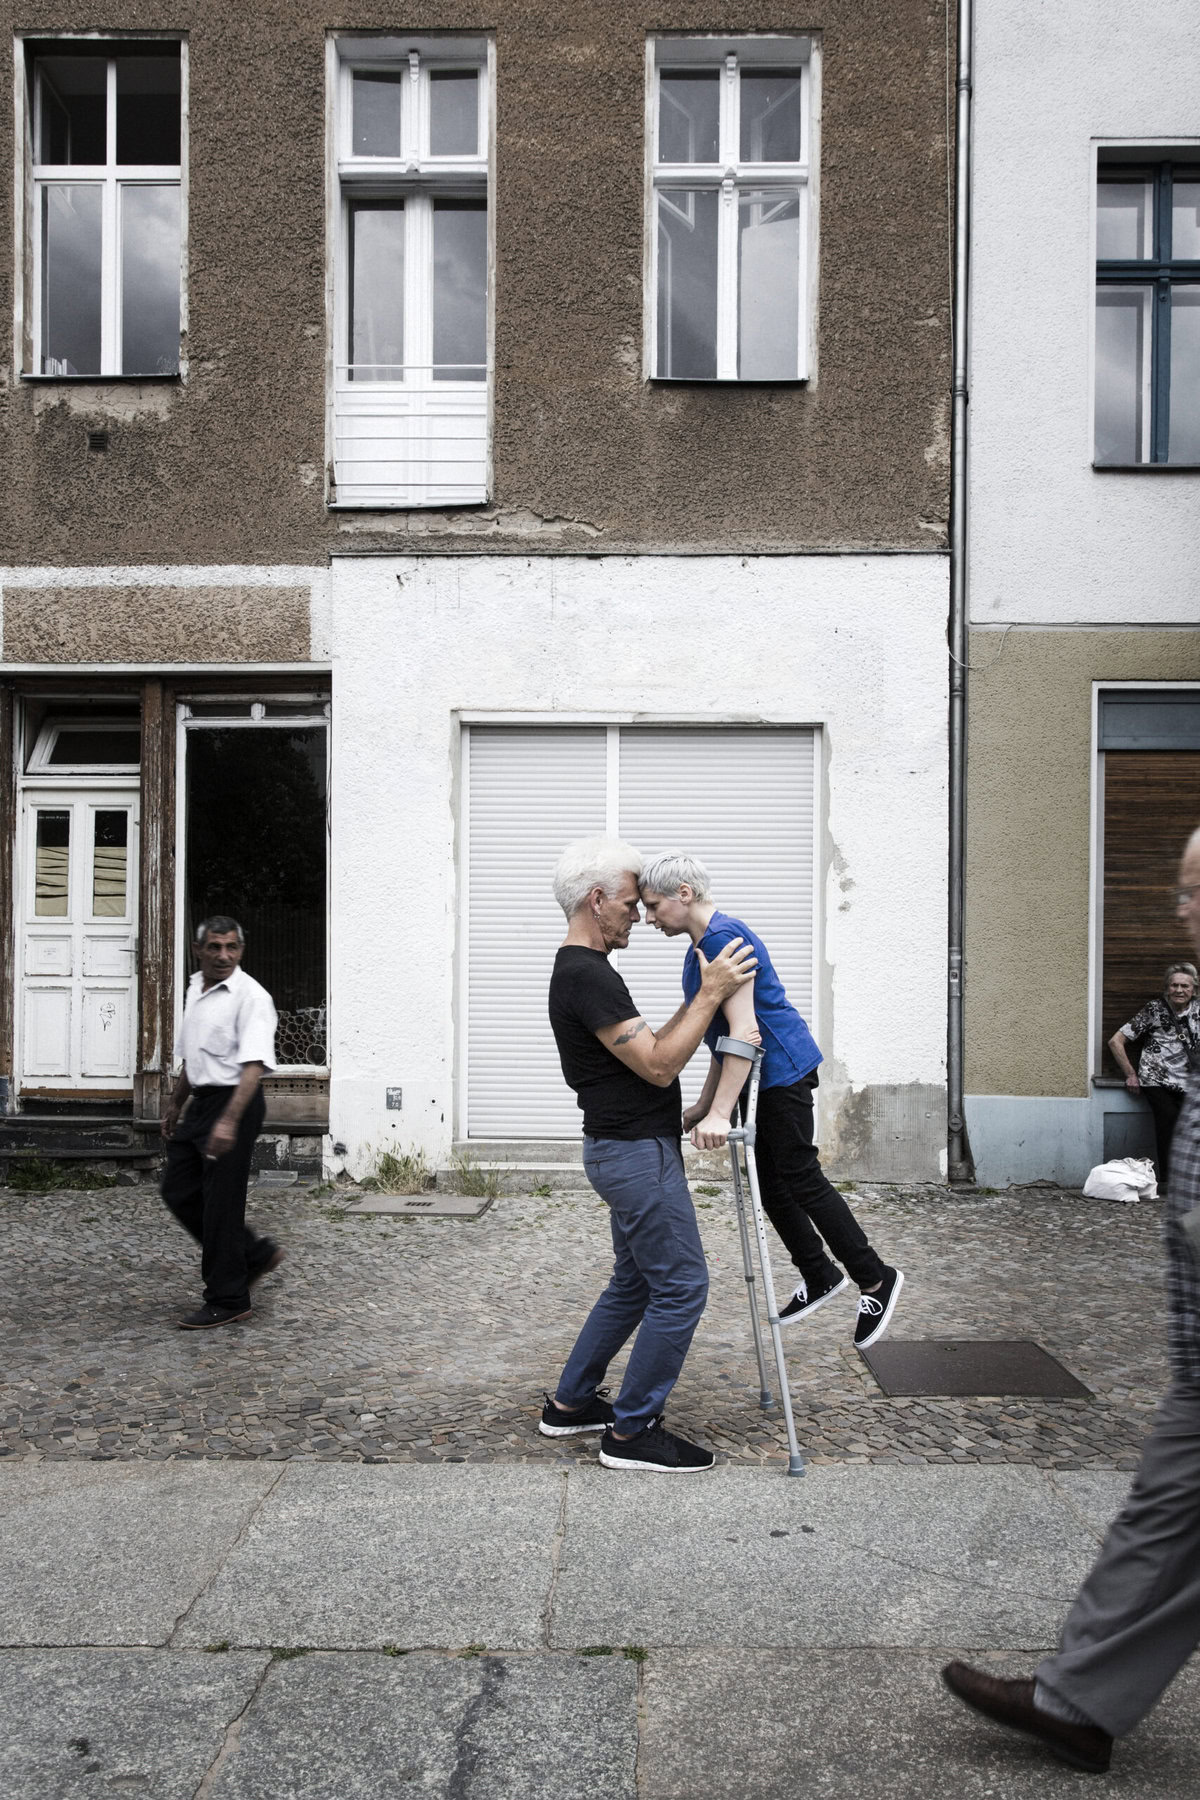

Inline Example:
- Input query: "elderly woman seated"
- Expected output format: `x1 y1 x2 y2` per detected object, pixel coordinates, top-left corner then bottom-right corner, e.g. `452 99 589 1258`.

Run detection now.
1108 962 1200 1194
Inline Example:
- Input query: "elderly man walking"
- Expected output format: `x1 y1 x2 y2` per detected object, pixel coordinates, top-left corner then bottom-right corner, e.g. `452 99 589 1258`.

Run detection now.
161 916 283 1330
539 836 756 1472
942 825 1200 1775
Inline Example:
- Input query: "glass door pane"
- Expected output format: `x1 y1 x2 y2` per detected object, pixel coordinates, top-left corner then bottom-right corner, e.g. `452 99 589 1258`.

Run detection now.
40 184 103 374
185 727 328 1065
1169 289 1200 463
35 810 71 917
738 189 800 378
349 201 404 379
1095 287 1151 463
92 810 129 917
121 184 181 373
657 189 719 378
433 200 487 379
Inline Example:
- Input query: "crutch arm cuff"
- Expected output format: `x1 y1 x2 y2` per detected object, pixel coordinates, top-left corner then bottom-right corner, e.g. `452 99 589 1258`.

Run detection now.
715 1035 761 1063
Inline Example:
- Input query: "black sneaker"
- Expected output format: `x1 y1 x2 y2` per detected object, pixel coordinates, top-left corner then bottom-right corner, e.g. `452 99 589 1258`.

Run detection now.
178 1303 251 1330
538 1389 615 1437
598 1416 715 1473
778 1270 849 1324
853 1267 904 1349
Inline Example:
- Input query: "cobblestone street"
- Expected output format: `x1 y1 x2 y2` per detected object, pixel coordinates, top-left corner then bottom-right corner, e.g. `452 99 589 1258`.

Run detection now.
1 1179 1165 1471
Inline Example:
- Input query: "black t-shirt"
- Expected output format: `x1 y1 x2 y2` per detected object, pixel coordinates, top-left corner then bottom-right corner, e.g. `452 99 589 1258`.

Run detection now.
548 946 682 1140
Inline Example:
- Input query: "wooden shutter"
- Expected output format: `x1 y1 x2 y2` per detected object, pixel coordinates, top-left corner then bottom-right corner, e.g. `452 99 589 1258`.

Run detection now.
617 728 816 1106
465 726 605 1137
1101 751 1200 1065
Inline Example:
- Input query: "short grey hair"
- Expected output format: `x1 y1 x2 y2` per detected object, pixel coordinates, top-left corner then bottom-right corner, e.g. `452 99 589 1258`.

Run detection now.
1165 962 1198 992
552 836 643 920
194 915 245 947
639 852 712 903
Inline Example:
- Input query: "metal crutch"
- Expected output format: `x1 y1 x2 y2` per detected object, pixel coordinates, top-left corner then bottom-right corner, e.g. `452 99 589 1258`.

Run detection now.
716 1035 806 1476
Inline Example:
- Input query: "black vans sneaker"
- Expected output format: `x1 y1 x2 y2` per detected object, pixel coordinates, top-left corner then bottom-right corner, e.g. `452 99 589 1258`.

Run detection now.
538 1389 615 1437
598 1417 715 1472
778 1270 849 1324
853 1267 905 1349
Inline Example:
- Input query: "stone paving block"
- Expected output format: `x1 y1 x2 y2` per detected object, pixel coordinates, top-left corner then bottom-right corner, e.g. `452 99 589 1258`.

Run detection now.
210 1650 638 1800
0 1648 268 1799
639 1648 1200 1798
0 1462 278 1645
553 1466 1097 1649
175 1464 563 1650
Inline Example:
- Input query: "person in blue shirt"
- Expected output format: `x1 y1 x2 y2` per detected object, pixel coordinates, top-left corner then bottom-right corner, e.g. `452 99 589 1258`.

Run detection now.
639 851 903 1349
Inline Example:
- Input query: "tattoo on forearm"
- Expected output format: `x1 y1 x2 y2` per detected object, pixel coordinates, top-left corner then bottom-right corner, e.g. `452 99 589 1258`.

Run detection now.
613 1019 648 1046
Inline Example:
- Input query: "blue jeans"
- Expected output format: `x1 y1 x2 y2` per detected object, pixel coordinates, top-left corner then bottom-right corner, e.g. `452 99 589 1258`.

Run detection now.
555 1134 709 1436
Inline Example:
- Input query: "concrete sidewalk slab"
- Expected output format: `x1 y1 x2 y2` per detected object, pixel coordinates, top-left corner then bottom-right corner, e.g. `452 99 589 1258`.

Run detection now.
639 1649 1200 1798
0 1463 278 1646
1053 1470 1134 1538
553 1466 1098 1649
0 1648 268 1799
174 1465 564 1650
209 1650 637 1799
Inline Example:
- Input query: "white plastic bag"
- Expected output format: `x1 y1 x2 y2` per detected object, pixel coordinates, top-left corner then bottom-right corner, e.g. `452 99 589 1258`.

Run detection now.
1082 1156 1158 1204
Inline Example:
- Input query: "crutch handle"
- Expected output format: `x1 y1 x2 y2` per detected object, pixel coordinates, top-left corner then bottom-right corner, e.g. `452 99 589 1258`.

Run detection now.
715 1035 763 1063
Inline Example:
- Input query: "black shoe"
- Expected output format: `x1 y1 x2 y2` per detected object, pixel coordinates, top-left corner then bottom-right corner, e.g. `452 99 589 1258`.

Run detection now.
249 1245 285 1285
598 1416 715 1472
178 1303 252 1330
778 1270 849 1324
941 1662 1112 1774
538 1389 615 1437
854 1266 904 1348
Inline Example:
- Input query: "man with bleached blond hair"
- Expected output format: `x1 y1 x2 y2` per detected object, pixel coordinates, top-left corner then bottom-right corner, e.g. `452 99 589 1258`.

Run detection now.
538 835 756 1473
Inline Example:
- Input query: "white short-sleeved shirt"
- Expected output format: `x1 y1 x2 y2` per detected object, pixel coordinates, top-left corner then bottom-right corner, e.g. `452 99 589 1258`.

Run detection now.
176 965 278 1087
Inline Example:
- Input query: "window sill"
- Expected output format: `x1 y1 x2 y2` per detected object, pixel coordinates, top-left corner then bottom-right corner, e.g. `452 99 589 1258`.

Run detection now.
1093 460 1200 473
649 376 810 389
20 372 182 384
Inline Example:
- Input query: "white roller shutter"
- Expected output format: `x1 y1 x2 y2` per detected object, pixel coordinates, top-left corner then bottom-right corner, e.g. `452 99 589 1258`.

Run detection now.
616 729 816 1107
463 724 816 1137
464 727 606 1137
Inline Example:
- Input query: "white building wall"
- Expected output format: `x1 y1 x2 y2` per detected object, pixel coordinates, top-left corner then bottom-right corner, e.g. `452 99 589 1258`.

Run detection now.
969 0 1200 627
327 553 948 1177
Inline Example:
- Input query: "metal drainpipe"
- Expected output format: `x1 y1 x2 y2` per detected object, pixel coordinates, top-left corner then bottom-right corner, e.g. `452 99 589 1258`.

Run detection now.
947 0 974 1183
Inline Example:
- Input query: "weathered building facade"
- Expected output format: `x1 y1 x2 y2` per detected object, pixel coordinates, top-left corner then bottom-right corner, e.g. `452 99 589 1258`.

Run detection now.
0 4 952 1180
963 0 1200 1185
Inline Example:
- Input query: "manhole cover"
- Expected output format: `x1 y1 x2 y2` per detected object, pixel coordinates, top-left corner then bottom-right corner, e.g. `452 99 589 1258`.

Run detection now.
343 1192 493 1218
859 1339 1092 1398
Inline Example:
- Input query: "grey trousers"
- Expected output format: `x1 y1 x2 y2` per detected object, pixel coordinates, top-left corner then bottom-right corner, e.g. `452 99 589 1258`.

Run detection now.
1036 1380 1200 1737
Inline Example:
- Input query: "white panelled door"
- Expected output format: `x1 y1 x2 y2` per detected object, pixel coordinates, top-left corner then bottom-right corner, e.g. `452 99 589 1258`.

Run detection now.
20 789 139 1093
463 726 816 1139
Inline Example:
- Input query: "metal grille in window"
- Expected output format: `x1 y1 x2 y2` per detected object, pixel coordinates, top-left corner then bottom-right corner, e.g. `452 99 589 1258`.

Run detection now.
275 1005 327 1066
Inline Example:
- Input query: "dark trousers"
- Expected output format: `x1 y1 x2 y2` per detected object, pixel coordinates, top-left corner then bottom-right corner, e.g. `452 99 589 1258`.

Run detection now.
1143 1086 1185 1190
161 1085 274 1312
751 1073 887 1292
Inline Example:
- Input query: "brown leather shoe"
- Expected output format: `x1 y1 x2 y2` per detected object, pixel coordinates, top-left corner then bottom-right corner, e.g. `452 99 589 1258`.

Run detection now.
941 1662 1112 1774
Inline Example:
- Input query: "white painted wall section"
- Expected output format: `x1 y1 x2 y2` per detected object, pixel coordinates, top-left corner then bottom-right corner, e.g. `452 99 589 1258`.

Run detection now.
327 554 948 1174
969 0 1200 625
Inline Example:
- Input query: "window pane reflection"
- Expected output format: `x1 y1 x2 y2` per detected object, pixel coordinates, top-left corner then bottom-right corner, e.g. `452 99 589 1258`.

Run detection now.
37 57 106 164
349 202 404 379
739 190 800 377
116 56 181 164
433 200 486 379
93 811 129 917
1095 286 1150 464
740 72 803 163
1169 289 1200 463
430 72 478 155
1097 181 1153 260
1172 181 1200 260
657 189 719 378
658 73 719 163
352 72 403 156
41 185 102 374
121 185 180 373
36 811 70 917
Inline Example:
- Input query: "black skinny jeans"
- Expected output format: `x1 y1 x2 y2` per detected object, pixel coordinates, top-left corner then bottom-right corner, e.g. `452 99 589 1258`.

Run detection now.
1143 1085 1186 1191
750 1072 887 1292
161 1085 275 1311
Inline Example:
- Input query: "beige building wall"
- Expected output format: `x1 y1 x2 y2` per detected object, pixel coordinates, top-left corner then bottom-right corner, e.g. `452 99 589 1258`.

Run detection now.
965 628 1200 1099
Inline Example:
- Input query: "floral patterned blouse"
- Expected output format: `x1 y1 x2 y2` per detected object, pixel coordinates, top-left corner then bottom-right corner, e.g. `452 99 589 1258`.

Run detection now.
1121 998 1200 1091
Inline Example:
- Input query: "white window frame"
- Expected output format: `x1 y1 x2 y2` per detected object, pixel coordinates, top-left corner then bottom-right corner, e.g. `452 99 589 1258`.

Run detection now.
27 715 141 776
646 34 819 382
20 36 186 379
327 34 493 508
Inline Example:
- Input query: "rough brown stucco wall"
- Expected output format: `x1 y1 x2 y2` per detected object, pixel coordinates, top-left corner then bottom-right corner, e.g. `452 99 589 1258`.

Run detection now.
965 629 1200 1100
0 2 952 565
2 585 310 661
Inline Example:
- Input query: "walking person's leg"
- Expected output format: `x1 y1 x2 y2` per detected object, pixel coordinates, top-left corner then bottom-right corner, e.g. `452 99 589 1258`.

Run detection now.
182 1088 266 1325
1143 1086 1185 1191
548 1159 652 1425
